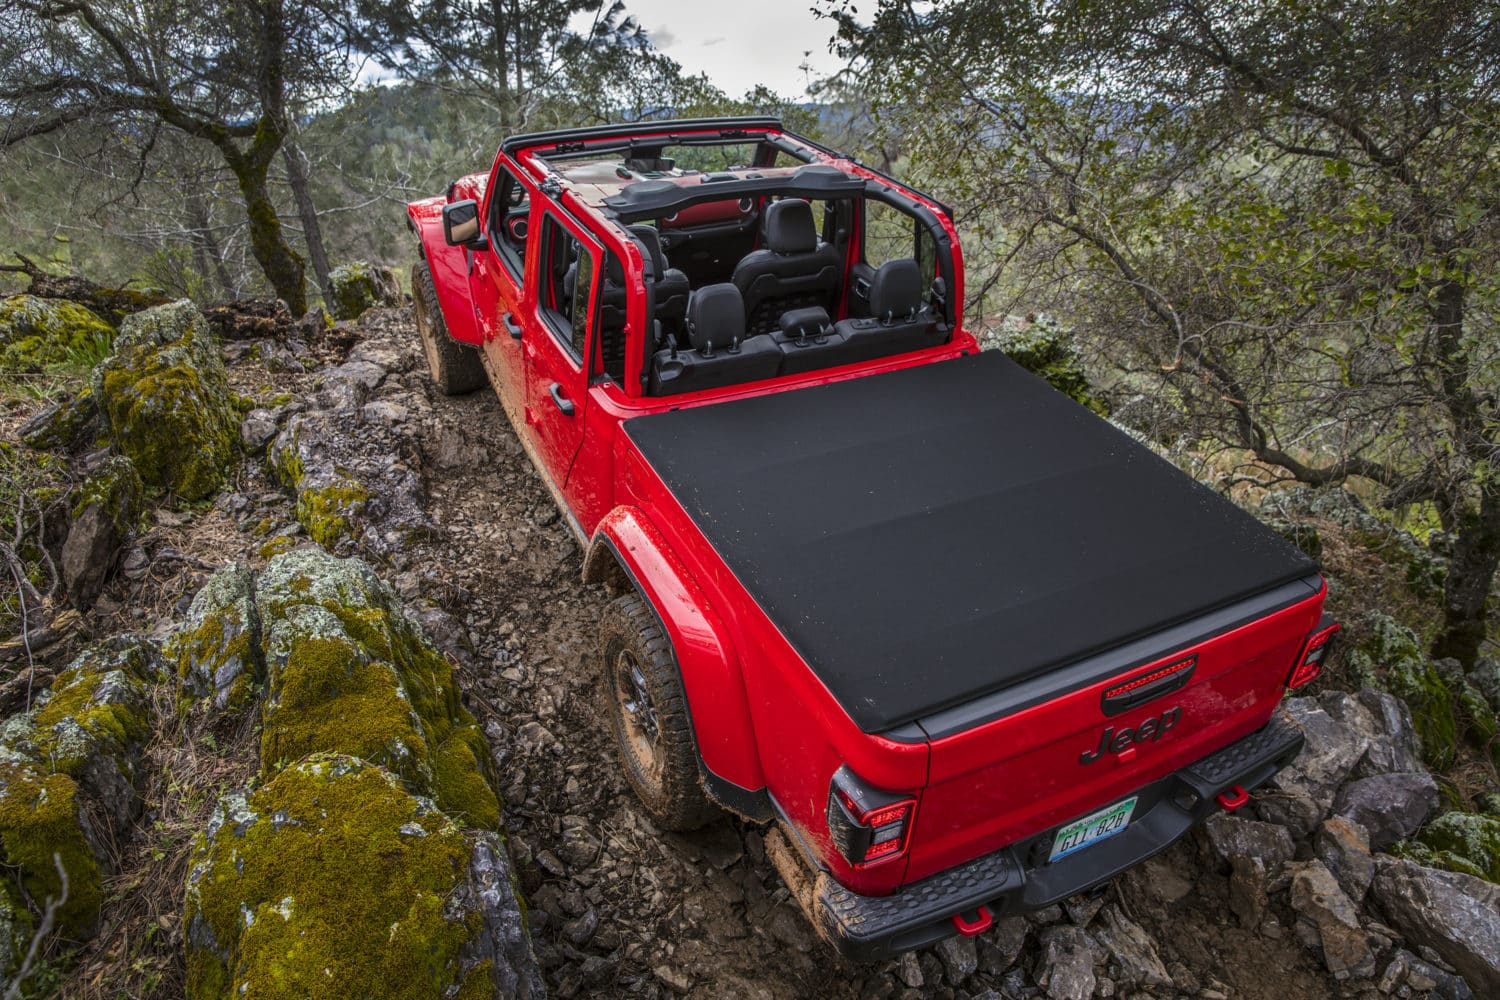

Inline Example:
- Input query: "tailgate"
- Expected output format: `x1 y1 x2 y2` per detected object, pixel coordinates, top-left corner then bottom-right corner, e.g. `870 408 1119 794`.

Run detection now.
900 576 1325 884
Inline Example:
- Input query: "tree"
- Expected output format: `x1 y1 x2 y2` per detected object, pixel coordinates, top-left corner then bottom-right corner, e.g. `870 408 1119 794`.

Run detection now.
357 0 650 128
834 0 1500 664
0 0 361 314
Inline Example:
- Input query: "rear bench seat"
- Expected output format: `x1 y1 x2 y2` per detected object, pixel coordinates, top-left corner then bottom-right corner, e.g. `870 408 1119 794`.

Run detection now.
772 258 946 374
649 284 781 396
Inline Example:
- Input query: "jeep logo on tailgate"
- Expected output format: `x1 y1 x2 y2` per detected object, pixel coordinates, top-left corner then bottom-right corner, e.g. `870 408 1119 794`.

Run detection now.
1079 706 1183 764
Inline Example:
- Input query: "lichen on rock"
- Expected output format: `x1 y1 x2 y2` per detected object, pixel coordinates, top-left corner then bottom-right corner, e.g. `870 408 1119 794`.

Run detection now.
93 299 239 500
168 563 265 719
1409 811 1500 883
0 762 104 941
1344 612 1458 770
183 754 542 999
325 261 402 321
255 548 500 828
0 294 113 372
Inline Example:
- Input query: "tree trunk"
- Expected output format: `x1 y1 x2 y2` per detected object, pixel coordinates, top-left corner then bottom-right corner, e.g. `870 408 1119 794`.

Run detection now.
188 193 236 298
1432 486 1500 665
232 160 307 316
282 140 333 303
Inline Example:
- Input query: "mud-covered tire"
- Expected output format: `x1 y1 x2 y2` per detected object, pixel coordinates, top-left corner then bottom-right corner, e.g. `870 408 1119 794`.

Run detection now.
599 593 719 832
412 260 486 395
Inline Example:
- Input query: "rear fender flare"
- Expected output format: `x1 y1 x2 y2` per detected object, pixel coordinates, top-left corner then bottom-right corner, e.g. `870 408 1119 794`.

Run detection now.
585 506 768 805
407 196 483 346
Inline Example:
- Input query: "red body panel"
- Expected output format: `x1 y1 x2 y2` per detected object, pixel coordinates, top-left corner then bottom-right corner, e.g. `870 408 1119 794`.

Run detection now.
410 121 1324 903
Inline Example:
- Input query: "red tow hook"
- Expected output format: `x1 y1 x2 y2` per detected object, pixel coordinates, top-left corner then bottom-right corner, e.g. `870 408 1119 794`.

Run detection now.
952 906 993 937
1217 784 1249 811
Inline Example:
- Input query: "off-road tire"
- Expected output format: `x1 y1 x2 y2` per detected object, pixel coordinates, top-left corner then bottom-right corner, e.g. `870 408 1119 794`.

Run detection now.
600 593 719 831
412 260 486 395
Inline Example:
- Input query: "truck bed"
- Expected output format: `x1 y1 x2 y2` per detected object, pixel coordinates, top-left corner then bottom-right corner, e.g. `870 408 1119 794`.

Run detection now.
622 350 1317 734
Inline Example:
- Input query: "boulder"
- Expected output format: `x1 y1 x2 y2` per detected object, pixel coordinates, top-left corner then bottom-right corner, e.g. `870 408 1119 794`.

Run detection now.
183 755 543 999
1033 924 1102 1000
0 294 113 372
935 934 978 984
267 360 435 555
61 455 143 607
94 300 239 500
1321 688 1424 777
1287 860 1376 980
1092 905 1170 988
0 636 160 952
167 563 264 718
238 408 281 453
1314 817 1375 905
326 262 402 321
1413 811 1500 882
254 548 499 828
1471 658 1500 716
1203 813 1295 870
1344 612 1457 769
1435 658 1500 763
1333 772 1439 850
1261 698 1368 834
1373 856 1500 996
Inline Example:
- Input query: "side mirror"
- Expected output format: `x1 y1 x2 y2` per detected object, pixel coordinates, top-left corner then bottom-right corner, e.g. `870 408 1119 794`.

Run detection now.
443 199 482 246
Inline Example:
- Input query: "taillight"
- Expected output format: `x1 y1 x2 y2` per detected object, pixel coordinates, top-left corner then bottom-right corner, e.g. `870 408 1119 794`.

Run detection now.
1287 618 1340 689
827 766 916 868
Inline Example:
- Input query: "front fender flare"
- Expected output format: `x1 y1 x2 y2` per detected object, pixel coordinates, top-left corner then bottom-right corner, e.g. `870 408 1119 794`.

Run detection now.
407 196 483 346
586 506 768 810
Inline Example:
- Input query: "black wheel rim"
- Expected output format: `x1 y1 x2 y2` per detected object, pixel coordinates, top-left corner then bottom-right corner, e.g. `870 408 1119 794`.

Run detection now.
613 649 662 780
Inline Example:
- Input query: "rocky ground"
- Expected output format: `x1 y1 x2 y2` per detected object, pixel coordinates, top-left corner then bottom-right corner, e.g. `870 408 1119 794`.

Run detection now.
1 277 1497 999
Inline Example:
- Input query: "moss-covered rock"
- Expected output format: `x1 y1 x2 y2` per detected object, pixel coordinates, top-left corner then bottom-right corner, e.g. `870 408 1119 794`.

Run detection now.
183 755 542 999
294 477 369 548
19 385 101 453
0 635 160 959
0 761 104 941
255 549 500 828
1410 811 1500 883
325 262 402 321
1471 658 1500 716
0 883 34 984
980 316 1109 416
1346 612 1458 770
168 564 265 719
1435 658 1499 766
0 294 114 373
94 299 238 500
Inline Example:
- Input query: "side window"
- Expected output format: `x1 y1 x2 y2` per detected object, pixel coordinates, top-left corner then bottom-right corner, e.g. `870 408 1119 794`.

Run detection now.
862 199 914 269
535 213 593 364
863 199 936 298
488 163 531 276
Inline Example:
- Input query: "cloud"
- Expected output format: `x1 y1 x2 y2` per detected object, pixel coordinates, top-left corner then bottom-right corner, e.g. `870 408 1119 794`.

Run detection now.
649 26 676 48
701 36 725 47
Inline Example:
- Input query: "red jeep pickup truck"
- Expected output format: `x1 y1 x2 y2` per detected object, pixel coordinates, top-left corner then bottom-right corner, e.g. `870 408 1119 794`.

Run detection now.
406 117 1338 960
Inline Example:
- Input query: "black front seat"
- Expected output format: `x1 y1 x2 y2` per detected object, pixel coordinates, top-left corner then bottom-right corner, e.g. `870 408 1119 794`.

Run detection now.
629 224 690 338
731 200 841 335
650 284 782 396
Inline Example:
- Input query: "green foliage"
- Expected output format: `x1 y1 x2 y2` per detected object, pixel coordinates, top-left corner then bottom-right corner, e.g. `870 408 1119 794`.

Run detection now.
980 316 1109 415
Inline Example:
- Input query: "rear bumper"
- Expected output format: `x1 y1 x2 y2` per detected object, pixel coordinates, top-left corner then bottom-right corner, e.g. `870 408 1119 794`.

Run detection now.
804 713 1304 961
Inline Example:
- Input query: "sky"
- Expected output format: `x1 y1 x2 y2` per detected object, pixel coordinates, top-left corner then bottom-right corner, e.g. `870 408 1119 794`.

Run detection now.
581 0 848 100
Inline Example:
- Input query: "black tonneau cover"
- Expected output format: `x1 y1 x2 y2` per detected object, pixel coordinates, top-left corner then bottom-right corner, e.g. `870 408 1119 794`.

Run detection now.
623 351 1317 734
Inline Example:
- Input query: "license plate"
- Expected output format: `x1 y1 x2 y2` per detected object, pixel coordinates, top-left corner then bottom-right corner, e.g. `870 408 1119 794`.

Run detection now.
1048 796 1138 862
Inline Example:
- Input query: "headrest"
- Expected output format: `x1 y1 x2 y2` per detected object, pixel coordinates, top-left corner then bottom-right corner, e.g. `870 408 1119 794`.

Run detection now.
779 306 831 342
685 284 745 353
869 258 923 321
763 199 818 255
628 224 666 279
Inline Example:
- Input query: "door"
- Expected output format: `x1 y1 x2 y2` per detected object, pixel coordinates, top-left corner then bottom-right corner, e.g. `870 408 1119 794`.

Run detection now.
476 161 531 415
522 209 598 493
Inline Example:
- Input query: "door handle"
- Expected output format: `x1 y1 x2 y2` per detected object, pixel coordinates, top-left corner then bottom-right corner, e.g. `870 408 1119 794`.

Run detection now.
548 382 575 416
503 312 523 340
